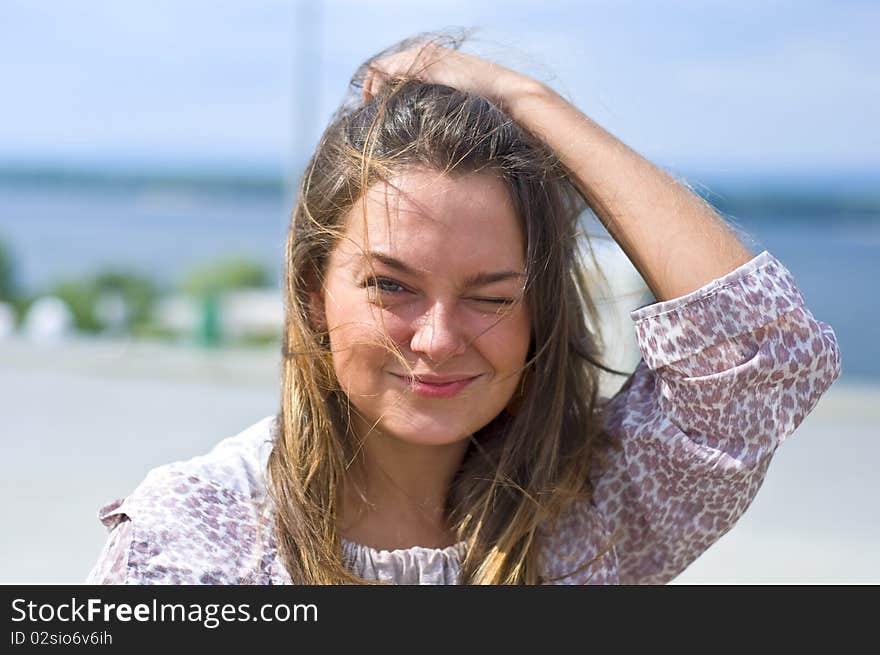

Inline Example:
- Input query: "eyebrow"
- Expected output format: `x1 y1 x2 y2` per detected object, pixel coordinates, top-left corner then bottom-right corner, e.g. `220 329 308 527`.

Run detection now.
360 251 525 288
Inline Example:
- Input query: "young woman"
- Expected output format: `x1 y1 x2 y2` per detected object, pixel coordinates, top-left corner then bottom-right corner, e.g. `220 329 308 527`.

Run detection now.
87 33 841 585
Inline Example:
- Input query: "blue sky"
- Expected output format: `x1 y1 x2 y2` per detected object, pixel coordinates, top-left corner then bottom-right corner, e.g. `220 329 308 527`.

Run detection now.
1 0 878 176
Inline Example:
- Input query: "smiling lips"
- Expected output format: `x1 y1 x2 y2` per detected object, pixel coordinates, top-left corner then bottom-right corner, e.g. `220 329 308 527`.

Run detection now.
390 373 480 399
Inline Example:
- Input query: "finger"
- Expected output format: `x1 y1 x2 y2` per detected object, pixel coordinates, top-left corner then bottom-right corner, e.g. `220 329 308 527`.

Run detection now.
364 66 384 103
363 71 373 103
365 64 387 101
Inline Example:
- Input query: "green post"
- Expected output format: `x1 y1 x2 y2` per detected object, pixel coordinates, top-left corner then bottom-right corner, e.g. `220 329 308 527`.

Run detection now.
198 292 220 347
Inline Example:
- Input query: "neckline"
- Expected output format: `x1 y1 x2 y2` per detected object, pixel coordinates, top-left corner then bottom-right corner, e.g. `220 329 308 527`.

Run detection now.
340 536 467 557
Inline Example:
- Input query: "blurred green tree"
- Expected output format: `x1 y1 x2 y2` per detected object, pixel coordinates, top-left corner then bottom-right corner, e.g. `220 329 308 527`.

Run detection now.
47 280 101 332
179 257 270 297
92 270 158 327
48 271 158 333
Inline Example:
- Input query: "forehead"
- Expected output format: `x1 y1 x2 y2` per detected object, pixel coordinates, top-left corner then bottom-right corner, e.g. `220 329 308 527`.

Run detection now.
335 167 525 268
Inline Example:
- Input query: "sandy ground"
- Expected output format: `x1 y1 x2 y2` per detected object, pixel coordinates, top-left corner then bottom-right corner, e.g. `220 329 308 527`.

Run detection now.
1 336 877 584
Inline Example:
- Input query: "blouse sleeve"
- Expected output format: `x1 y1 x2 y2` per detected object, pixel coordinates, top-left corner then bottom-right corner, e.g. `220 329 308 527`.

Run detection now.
85 516 133 584
591 250 841 584
84 467 275 585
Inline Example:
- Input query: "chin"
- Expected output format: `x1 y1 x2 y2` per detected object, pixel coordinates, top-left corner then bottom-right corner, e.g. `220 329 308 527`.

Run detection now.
373 411 488 447
345 383 510 447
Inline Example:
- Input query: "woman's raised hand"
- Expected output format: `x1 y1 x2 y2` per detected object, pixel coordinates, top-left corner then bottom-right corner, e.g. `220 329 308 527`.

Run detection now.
361 43 537 108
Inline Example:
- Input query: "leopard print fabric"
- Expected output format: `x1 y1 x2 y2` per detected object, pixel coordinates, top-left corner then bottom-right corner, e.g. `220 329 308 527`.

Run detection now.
86 251 841 585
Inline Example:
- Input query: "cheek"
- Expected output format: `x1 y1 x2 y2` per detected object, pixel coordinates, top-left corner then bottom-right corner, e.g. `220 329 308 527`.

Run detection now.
326 315 399 398
329 324 387 371
489 306 531 359
329 302 410 357
493 328 531 376
473 313 531 377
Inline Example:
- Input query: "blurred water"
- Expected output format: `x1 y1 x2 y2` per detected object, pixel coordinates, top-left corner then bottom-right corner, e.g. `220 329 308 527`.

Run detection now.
0 185 288 293
0 182 875 380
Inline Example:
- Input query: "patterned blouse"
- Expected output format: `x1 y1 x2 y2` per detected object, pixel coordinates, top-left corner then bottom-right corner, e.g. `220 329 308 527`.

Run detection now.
86 251 841 585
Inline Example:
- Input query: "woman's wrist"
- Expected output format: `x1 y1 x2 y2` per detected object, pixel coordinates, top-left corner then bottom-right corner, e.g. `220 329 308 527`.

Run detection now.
492 74 556 115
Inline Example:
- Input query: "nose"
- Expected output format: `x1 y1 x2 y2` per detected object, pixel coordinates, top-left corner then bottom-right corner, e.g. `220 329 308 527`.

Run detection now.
409 301 468 365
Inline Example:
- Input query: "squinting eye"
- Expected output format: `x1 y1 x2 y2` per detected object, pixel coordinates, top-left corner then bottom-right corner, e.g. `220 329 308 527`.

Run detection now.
472 297 515 306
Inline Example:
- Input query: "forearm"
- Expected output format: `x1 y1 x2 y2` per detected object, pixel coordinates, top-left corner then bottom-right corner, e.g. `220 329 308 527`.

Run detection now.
500 78 754 302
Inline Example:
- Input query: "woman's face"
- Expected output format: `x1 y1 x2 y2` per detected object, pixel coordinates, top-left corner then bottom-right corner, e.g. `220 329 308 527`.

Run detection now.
310 166 531 447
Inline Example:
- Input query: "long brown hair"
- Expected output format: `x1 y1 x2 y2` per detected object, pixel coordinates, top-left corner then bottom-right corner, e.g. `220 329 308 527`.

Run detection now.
267 30 621 584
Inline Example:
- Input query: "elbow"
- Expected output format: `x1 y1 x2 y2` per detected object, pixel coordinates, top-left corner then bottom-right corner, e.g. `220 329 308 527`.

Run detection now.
792 318 841 397
773 318 841 439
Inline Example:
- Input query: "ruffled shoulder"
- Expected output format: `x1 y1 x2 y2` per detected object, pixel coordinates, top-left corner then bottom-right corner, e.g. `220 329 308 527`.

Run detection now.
91 416 280 584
